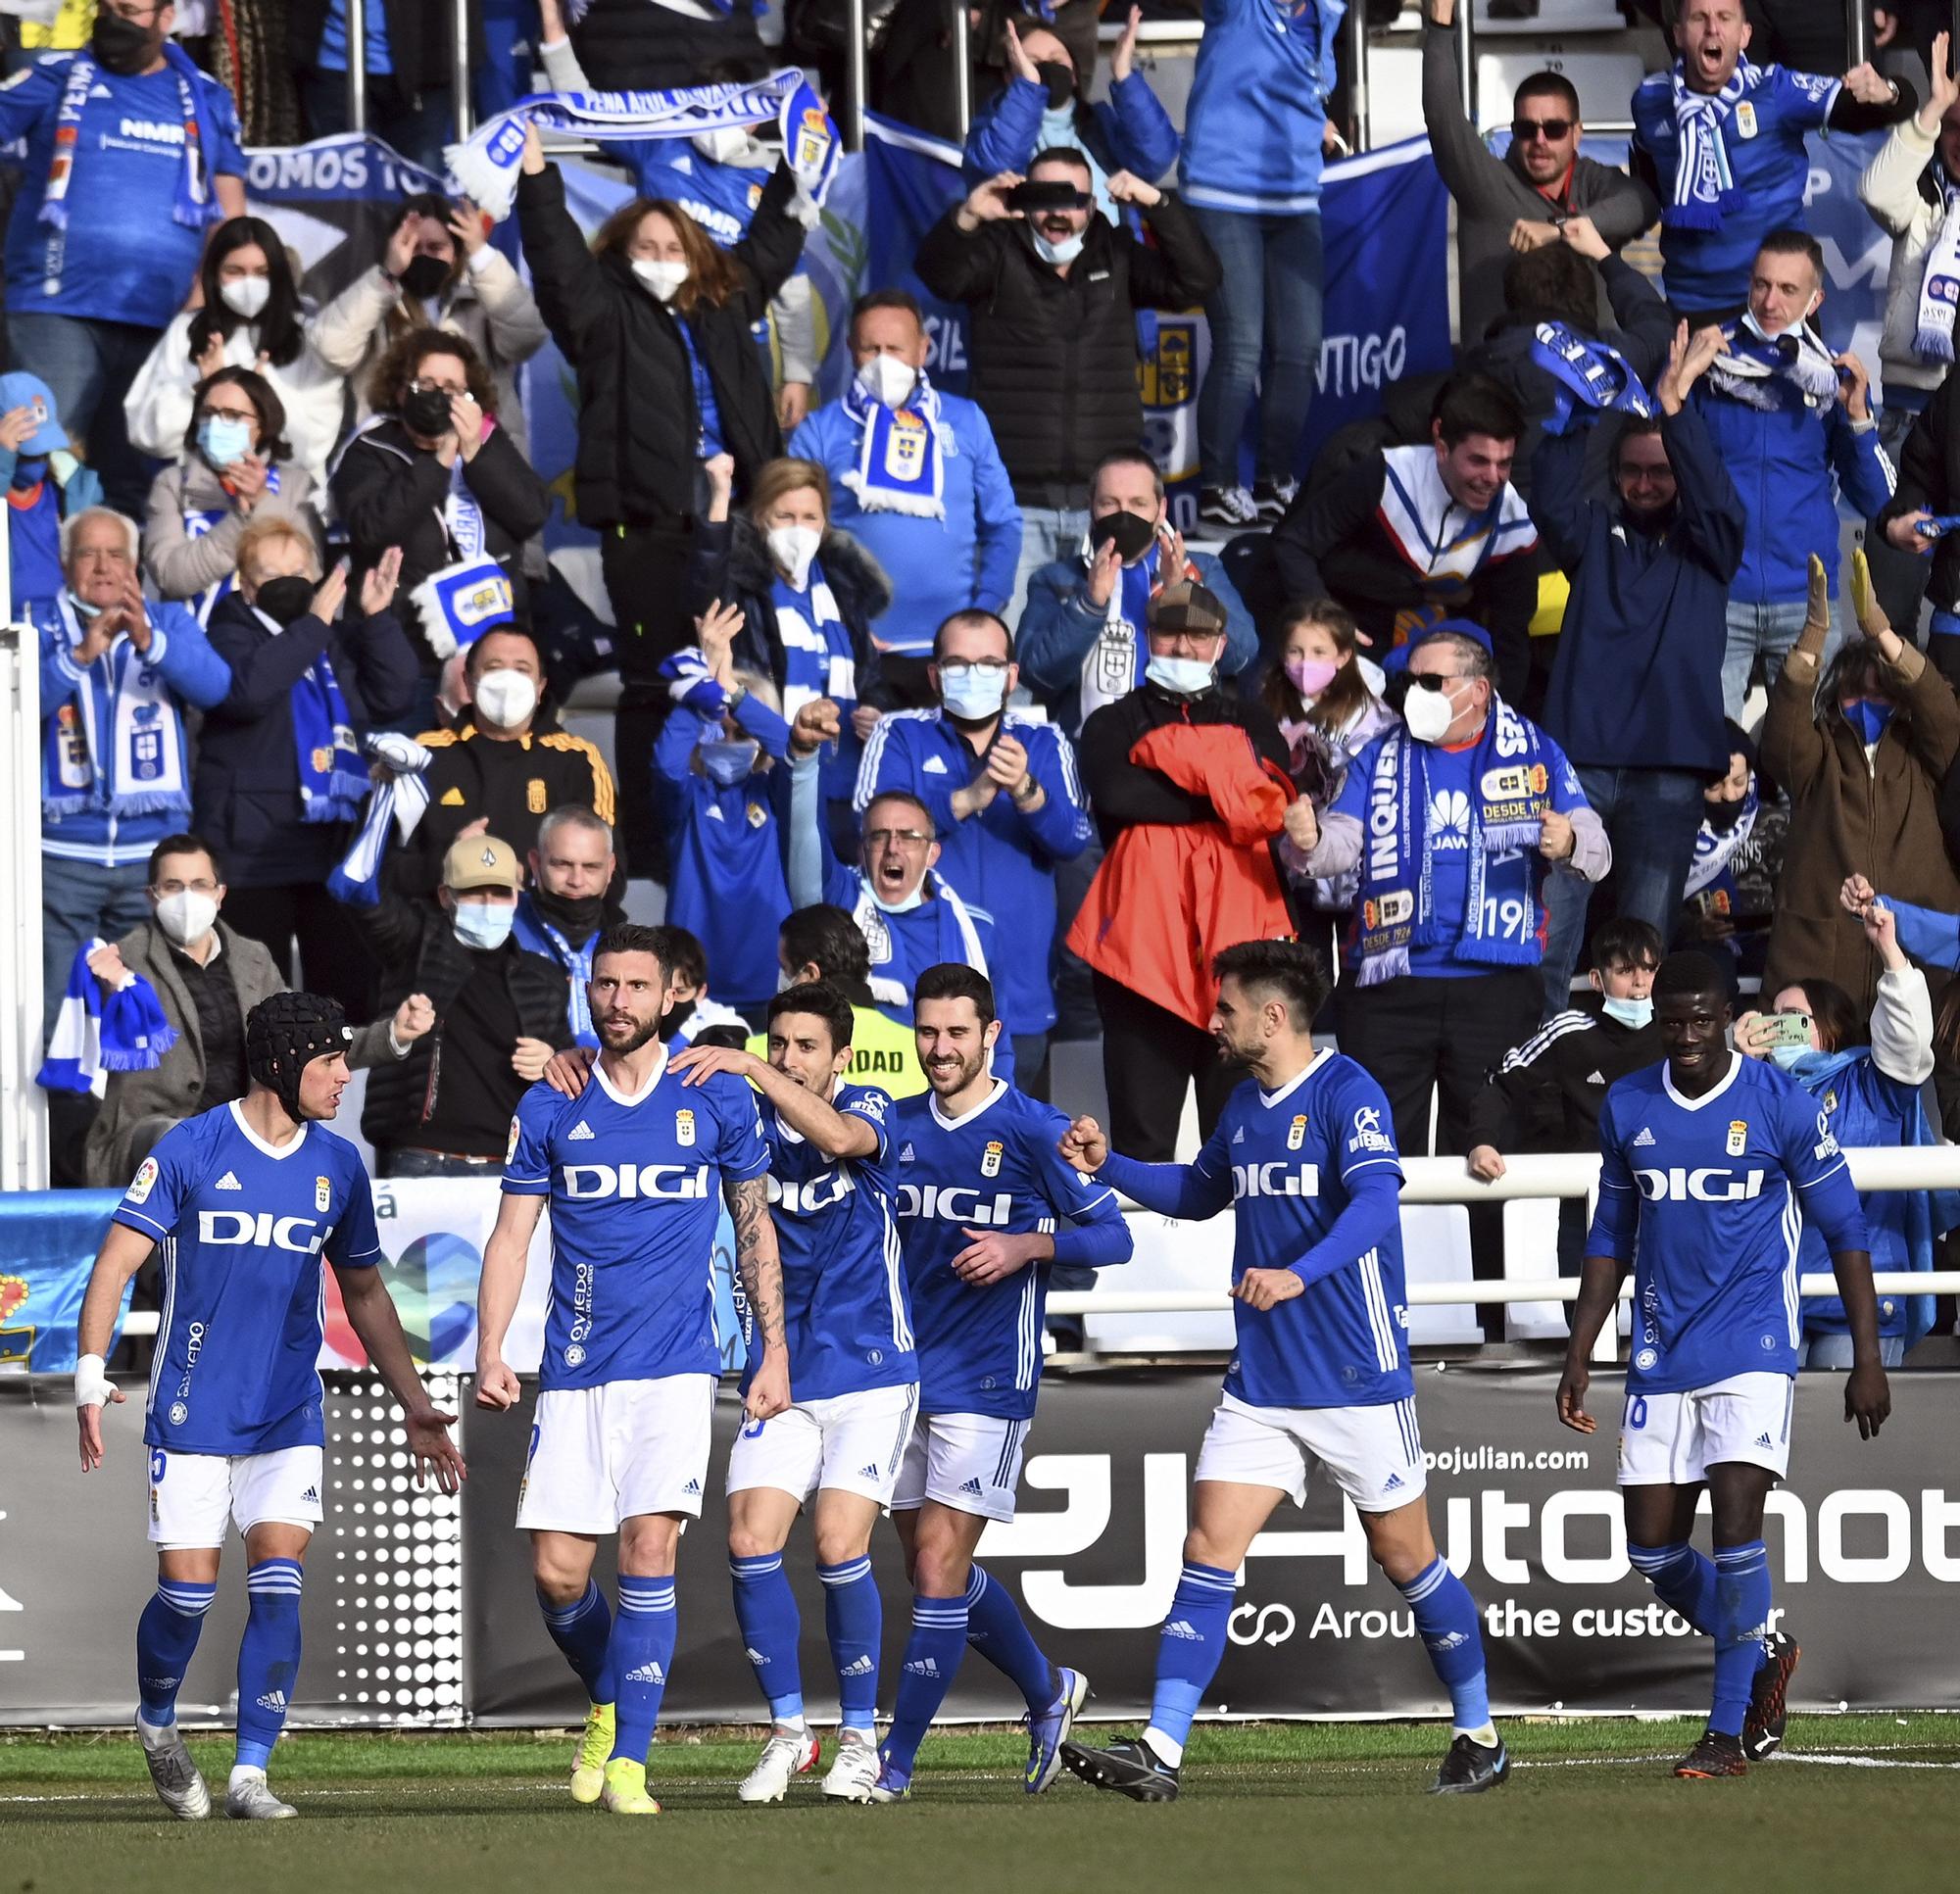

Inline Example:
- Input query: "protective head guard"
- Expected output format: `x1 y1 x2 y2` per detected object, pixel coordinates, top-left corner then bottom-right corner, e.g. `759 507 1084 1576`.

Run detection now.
245 991 352 1117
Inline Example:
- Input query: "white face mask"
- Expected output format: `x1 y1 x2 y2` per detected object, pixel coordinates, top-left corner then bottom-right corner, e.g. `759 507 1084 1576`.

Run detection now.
1601 994 1654 1031
452 898 515 950
693 126 755 165
154 889 218 947
867 879 927 915
768 523 822 586
220 274 271 318
632 258 690 303
1145 654 1215 696
472 668 538 730
939 662 1008 721
1402 680 1462 745
1032 228 1086 267
776 964 802 995
856 353 918 411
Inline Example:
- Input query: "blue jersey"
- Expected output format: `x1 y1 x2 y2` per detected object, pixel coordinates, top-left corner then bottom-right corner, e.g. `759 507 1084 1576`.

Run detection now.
505 1054 771 1392
1588 1053 1868 1393
111 1101 380 1456
755 1081 914 1403
894 1080 1130 1419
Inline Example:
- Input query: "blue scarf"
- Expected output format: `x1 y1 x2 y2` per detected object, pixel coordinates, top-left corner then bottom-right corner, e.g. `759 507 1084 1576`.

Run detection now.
259 606 366 824
1352 703 1554 986
40 600 192 820
843 370 945 518
183 463 280 625
42 43 215 238
512 893 599 1047
772 558 856 723
1664 56 1756 232
35 937 177 1096
852 870 989 1017
327 734 431 906
1532 323 1658 436
1684 781 1757 898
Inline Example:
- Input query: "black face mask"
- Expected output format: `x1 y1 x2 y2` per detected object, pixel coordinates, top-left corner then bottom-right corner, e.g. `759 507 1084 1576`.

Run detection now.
662 998 696 1040
399 253 453 303
91 9 158 74
402 386 454 438
1089 509 1157 564
1703 795 1748 833
1035 61 1075 111
532 885 607 943
254 574 317 627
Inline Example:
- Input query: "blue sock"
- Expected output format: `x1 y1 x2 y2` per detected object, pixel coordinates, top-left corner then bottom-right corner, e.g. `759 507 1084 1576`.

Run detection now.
963 1566 1055 1713
609 1577 678 1764
817 1556 881 1737
730 1552 804 1723
1143 1562 1237 1759
1627 1541 1718 1635
136 1578 216 1725
1398 1558 1493 1736
1710 1541 1772 1737
879 1594 968 1778
538 1580 613 1704
234 1559 303 1772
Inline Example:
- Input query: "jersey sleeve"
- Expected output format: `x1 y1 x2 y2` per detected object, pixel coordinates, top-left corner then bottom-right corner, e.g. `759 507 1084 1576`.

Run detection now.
1585 1091 1640 1260
0 59 60 144
202 75 247 176
1328 1063 1405 1190
328 1160 382 1270
110 1125 192 1241
502 1084 560 1195
1775 65 1840 131
1780 1081 1869 1252
841 1085 893 1165
714 1072 772 1184
1028 1109 1133 1269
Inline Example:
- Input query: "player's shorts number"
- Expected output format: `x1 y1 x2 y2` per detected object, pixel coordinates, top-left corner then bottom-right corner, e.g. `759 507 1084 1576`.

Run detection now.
1624 1395 1648 1431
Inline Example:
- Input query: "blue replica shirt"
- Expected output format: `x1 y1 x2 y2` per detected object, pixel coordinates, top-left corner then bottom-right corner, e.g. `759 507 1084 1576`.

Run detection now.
754 1080 915 1403
0 54 246 327
894 1080 1130 1419
111 1101 380 1456
1182 0 1343 217
504 1053 772 1391
8 479 63 615
1102 1051 1413 1409
1588 1052 1868 1393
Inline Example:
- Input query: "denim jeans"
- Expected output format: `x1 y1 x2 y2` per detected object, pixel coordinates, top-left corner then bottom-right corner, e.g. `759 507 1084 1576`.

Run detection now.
1007 505 1090 628
1191 206 1325 493
1538 765 1706 1019
1721 592 1845 718
1800 1331 1905 1369
40 852 152 1045
8 312 163 516
380 1147 505 1180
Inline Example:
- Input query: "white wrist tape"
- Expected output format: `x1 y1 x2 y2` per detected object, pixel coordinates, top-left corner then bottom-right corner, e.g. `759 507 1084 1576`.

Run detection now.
74 1352 116 1408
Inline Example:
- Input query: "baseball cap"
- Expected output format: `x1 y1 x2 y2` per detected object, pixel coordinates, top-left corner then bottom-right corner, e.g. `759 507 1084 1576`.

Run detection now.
0 371 67 457
1148 580 1229 636
442 834 521 893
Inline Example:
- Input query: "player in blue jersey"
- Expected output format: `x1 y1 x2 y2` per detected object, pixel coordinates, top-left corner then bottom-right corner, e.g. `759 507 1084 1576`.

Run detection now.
656 981 915 1806
74 993 465 1822
474 923 788 1817
872 962 1133 1803
1059 940 1508 1801
1558 950 1889 1780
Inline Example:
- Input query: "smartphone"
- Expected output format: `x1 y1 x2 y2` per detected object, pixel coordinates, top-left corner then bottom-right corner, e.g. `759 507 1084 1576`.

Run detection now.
1004 178 1090 214
1757 1011 1814 1048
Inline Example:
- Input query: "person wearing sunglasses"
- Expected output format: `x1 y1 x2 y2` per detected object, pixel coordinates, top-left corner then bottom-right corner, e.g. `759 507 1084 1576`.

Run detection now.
1423 0 1659 346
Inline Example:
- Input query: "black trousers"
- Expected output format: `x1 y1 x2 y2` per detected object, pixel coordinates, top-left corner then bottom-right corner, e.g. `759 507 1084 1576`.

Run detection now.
603 517 697 881
1339 966 1542 1340
1094 973 1242 1163
221 883 381 1023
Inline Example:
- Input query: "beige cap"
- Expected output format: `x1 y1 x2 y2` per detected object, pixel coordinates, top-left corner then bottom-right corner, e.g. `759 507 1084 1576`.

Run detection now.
443 834 521 893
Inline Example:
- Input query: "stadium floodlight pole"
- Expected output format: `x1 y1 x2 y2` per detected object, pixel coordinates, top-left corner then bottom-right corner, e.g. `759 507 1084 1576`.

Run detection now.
1456 0 1475 125
848 0 868 150
952 0 972 140
1347 3 1369 153
346 0 368 135
453 0 475 142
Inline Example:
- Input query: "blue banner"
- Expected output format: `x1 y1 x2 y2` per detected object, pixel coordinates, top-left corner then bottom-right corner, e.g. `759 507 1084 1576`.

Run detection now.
862 115 971 390
0 1191 130 1374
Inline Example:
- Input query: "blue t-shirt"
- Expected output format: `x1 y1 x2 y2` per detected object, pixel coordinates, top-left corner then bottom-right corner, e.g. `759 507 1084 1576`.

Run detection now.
8 479 64 614
754 1080 915 1404
1588 1053 1868 1393
0 54 245 327
111 1101 380 1456
893 1080 1127 1419
318 0 394 74
504 1053 771 1391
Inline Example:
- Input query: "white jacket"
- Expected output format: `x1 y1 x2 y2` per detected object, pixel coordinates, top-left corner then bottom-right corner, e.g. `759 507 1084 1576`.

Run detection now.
1859 113 1954 402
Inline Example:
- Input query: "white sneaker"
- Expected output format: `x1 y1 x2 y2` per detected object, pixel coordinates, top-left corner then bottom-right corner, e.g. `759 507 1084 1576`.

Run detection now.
736 1724 819 1804
821 1732 881 1803
137 1718 209 1821
1200 484 1258 530
224 1770 296 1820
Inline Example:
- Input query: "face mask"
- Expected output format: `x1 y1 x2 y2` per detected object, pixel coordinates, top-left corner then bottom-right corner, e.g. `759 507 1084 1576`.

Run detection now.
199 415 255 468
633 258 690 303
90 8 157 73
1843 699 1894 745
693 125 754 164
1032 227 1086 267
775 965 803 995
472 668 538 730
1601 995 1654 1031
1035 60 1075 110
399 253 452 303
662 997 697 1039
532 886 607 940
452 899 515 950
1089 510 1157 564
402 386 453 438
768 523 821 586
700 737 760 785
940 664 1008 721
254 574 317 628
1145 654 1215 696
220 274 270 319
1769 1042 1815 1074
1286 656 1340 700
1402 680 1462 745
856 354 917 411
11 454 47 491
867 879 926 915
154 890 218 948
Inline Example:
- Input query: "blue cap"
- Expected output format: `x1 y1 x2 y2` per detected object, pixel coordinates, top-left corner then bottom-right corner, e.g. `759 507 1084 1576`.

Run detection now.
1381 617 1494 675
0 372 67 457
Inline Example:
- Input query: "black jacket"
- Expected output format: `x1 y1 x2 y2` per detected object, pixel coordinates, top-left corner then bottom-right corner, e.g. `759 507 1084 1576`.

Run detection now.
567 0 767 89
914 194 1219 510
516 160 805 528
1464 1001 1663 1154
192 595 418 889
1881 370 1960 618
331 417 551 675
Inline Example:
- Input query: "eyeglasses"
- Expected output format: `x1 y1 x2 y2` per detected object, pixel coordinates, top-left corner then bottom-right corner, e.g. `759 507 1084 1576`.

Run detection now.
937 659 1009 678
198 404 259 424
1408 672 1464 692
1512 117 1574 142
863 828 933 850
408 376 466 398
153 877 219 896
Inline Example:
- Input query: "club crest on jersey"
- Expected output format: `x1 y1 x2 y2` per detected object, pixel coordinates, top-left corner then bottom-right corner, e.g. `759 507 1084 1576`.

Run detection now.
1287 1114 1307 1151
981 1139 1004 1178
676 1108 697 1146
315 1174 331 1212
1726 1119 1747 1158
126 1156 160 1205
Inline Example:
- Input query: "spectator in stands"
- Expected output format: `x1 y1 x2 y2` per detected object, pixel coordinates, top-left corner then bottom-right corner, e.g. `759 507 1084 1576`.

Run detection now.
1180 0 1337 531
124 216 347 490
1762 552 1960 1014
0 1 248 513
788 289 1021 695
559 0 768 90
1069 581 1296 1158
81 832 429 1188
1273 374 1540 700
855 607 1090 1096
650 921 752 1050
1292 620 1609 1335
1632 0 1912 316
1678 728 1787 983
345 831 572 1177
181 0 301 146
292 1 480 171
0 372 101 620
1422 0 1660 346
1877 286 1960 690
760 901 929 1096
1532 322 1744 1016
915 152 1218 615
1019 447 1256 738
191 520 414 1011
398 627 617 894
511 804 624 1051
38 509 232 1048
142 369 322 616
332 328 551 691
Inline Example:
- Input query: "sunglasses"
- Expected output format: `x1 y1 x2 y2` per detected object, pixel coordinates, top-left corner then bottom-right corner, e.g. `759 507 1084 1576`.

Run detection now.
1409 673 1464 692
1512 117 1574 142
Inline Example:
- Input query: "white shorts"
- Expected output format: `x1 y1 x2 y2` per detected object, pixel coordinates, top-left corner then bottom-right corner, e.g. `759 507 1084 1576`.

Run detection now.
146 1443 323 1548
1194 1392 1429 1514
725 1383 919 1508
891 1411 1031 1523
1616 1373 1795 1486
516 1375 715 1534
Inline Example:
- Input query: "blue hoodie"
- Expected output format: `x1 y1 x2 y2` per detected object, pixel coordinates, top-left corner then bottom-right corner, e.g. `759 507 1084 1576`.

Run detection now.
1180 0 1343 217
963 73 1182 216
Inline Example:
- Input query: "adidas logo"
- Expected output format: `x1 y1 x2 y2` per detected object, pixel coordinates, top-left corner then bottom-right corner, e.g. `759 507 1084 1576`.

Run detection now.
1585 1071 1604 1086
1162 1620 1200 1641
958 1477 984 1495
1384 1473 1404 1491
840 1654 875 1676
568 1121 595 1141
745 1647 769 1666
904 1657 941 1677
300 1485 318 1505
683 1478 702 1495
858 1463 880 1480
215 1170 242 1190
1232 1127 1244 1144
624 1661 666 1684
1634 1127 1656 1147
1754 1433 1774 1449
923 755 949 775
900 1143 915 1163
255 1689 288 1711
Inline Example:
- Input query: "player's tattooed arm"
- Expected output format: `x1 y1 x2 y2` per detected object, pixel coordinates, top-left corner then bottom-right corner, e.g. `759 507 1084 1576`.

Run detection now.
727 1174 792 1421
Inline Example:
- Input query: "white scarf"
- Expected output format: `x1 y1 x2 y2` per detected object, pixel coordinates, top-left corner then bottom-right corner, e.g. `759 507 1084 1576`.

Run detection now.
1917 171 1960 364
46 599 191 819
1665 57 1756 231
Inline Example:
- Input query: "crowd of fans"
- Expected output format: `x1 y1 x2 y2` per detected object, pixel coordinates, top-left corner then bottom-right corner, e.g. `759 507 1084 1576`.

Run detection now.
20 0 1960 1354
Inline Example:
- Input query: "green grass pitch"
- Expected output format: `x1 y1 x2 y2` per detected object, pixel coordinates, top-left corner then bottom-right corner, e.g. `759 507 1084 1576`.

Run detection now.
4 1717 1957 1892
